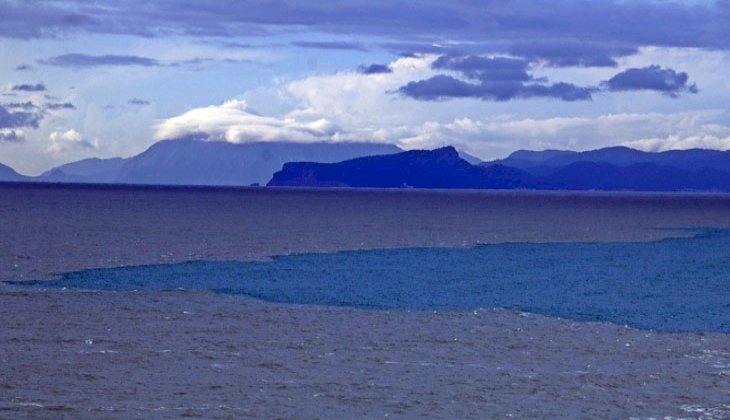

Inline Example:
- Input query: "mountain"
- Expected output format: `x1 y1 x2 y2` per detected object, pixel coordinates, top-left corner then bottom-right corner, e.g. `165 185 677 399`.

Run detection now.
268 146 533 189
0 162 29 182
456 150 483 165
39 139 403 186
537 161 730 191
485 146 730 175
16 142 730 191
41 157 127 183
269 146 730 192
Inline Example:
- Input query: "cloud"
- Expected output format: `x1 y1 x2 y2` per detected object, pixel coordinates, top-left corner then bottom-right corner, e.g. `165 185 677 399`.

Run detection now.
602 65 698 97
128 98 150 106
292 41 367 51
279 56 730 155
380 42 447 56
0 1 93 39
284 54 438 128
0 128 24 143
357 64 392 74
0 104 42 129
229 54 730 160
432 55 532 81
155 99 342 142
216 41 254 49
168 57 253 67
14 64 32 71
4 101 37 110
1 1 728 60
388 110 730 158
39 53 249 69
45 102 76 110
622 134 730 152
399 56 701 101
11 83 46 92
508 40 638 67
398 55 594 101
40 54 160 68
47 129 98 153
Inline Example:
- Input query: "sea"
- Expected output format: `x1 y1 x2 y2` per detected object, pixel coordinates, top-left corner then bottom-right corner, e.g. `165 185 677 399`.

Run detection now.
1 182 729 418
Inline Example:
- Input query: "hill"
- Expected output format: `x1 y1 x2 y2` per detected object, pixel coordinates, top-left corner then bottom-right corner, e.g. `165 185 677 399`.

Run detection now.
39 139 403 186
269 146 730 192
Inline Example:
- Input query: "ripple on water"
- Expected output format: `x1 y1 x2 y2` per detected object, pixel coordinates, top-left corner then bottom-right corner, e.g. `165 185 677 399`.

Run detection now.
8 229 730 333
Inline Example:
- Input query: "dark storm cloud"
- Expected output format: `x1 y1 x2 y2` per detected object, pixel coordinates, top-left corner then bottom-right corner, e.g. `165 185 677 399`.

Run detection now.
398 55 594 102
45 102 76 110
1 1 728 56
40 54 160 68
357 64 392 74
292 41 368 51
128 98 150 106
11 83 46 92
0 104 42 129
602 65 698 97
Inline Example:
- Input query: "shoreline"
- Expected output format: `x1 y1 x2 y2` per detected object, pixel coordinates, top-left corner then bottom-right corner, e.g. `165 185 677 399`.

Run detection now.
6 179 730 197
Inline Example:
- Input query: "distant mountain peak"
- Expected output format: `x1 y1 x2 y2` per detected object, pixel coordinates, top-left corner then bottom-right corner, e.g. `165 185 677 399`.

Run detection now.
269 145 531 189
36 140 403 186
0 162 29 182
269 145 730 192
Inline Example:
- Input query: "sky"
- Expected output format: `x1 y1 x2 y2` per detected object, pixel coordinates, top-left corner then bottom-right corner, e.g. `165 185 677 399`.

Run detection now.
1 0 730 175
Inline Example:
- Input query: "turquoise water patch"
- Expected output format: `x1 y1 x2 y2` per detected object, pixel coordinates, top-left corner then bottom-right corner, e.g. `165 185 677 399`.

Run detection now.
10 230 730 333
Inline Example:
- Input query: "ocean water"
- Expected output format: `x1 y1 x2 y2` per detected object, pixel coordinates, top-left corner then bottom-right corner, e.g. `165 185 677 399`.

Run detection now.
12 228 730 333
3 184 730 418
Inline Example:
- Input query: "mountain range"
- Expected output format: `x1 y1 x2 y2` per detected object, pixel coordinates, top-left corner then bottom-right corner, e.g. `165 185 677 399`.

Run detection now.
0 162 28 182
484 146 730 175
269 146 730 192
2 139 403 186
3 139 730 192
268 146 528 188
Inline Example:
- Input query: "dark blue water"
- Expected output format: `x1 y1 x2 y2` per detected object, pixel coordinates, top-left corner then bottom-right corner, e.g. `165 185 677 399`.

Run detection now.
11 229 730 333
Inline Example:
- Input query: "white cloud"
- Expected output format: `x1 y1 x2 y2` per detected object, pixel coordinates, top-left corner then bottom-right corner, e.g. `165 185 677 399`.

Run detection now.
47 129 99 153
0 128 24 142
623 135 730 152
154 53 730 160
154 56 440 145
382 110 730 159
284 55 439 128
154 99 343 142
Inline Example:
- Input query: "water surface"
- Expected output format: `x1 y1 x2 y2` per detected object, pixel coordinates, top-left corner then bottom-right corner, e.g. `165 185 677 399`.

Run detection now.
14 229 730 333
